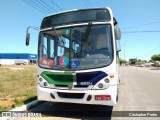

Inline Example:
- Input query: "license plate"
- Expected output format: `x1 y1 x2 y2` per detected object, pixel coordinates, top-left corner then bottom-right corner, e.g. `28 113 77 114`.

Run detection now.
95 95 111 100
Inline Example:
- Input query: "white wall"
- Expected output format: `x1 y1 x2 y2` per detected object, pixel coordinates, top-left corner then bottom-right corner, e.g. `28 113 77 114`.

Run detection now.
0 59 29 65
0 59 15 65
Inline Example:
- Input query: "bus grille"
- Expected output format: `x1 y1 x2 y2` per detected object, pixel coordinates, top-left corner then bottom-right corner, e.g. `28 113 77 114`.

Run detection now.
57 92 85 99
55 85 89 88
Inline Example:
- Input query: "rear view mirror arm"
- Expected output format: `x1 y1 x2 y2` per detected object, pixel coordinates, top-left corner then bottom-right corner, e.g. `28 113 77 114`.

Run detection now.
26 26 39 46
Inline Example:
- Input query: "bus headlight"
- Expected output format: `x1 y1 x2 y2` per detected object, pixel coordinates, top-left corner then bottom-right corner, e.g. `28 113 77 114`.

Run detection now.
38 77 51 88
104 78 110 83
39 77 43 82
98 83 103 88
92 78 110 90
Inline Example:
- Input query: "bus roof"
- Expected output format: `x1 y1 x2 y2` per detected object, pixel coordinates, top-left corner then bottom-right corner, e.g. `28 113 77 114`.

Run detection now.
45 7 111 18
40 7 113 29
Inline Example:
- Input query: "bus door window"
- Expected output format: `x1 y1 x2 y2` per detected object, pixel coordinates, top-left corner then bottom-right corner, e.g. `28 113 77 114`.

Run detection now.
42 35 54 59
43 36 48 58
39 34 54 68
50 39 54 59
57 36 69 57
57 35 70 68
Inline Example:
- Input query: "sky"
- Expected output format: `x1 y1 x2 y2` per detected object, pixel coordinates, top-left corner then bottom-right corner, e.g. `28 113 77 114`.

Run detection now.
0 0 160 61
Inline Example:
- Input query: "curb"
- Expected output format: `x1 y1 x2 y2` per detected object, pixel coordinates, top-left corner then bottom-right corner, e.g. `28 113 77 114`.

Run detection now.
0 100 41 120
10 100 41 111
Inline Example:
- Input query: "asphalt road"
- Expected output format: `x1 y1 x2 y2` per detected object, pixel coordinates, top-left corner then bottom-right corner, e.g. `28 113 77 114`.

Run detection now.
24 66 160 120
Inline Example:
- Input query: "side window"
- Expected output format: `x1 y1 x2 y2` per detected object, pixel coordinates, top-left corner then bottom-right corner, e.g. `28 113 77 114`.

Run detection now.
73 42 80 53
42 35 55 59
50 39 54 58
58 36 69 48
39 34 55 68
58 46 64 56
43 36 48 58
57 36 70 57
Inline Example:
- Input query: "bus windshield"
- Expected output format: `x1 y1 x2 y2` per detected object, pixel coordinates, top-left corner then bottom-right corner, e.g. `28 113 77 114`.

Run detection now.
38 24 113 70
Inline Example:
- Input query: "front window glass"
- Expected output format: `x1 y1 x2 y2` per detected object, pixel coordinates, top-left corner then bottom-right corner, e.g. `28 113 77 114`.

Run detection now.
39 24 113 70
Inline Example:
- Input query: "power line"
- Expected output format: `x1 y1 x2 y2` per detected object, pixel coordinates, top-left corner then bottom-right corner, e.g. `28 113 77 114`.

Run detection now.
122 21 160 30
122 30 160 34
22 0 46 14
31 0 51 14
38 0 56 13
137 43 160 59
23 0 55 14
50 0 64 11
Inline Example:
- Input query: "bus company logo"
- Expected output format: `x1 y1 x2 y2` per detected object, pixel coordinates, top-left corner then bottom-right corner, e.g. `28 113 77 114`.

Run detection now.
67 84 73 89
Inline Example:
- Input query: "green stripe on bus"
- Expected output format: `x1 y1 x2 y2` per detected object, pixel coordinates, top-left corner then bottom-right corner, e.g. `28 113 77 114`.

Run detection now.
41 71 73 85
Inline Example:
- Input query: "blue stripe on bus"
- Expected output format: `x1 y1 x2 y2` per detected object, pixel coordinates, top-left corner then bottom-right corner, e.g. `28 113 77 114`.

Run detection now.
76 71 107 85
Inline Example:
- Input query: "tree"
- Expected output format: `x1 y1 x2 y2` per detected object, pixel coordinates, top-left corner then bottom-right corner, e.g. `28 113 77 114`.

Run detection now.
142 60 147 63
137 59 142 62
149 59 153 63
151 54 160 67
137 59 147 63
151 54 160 61
129 59 137 65
119 59 127 65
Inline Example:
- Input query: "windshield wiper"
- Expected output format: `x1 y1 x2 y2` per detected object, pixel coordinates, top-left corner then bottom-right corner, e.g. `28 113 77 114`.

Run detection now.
52 27 59 41
53 27 66 47
82 22 92 42
81 22 92 52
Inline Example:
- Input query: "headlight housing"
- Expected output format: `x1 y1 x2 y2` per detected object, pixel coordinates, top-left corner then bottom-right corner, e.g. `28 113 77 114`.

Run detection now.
38 77 52 88
92 77 110 90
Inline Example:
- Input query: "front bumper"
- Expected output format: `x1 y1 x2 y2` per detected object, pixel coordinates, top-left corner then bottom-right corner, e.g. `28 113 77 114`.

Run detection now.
37 84 117 106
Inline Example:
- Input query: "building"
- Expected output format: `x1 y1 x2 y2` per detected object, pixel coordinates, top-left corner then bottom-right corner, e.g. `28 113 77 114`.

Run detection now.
129 58 137 65
0 53 37 65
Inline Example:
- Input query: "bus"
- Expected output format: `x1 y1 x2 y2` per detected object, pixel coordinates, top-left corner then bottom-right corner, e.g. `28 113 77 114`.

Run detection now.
26 7 121 106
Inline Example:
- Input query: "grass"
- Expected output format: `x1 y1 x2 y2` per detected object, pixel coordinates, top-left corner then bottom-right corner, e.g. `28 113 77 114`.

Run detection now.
0 65 37 111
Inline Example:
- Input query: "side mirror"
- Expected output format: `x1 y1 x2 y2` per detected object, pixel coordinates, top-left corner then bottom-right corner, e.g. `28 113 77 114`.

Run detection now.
116 40 121 52
26 33 30 46
115 27 121 40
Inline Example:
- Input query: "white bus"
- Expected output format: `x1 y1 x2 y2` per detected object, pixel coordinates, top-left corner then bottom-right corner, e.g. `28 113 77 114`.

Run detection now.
26 7 121 106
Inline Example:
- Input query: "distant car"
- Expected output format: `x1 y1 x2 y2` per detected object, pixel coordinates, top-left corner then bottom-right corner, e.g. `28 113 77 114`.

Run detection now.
136 62 145 67
139 64 145 67
144 62 153 67
125 63 129 66
15 60 28 65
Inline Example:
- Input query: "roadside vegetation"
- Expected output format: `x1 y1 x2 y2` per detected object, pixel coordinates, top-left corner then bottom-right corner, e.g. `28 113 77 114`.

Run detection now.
120 54 160 67
0 65 37 111
150 54 160 67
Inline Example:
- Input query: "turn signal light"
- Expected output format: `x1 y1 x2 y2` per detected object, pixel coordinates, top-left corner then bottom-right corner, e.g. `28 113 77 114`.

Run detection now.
109 75 114 78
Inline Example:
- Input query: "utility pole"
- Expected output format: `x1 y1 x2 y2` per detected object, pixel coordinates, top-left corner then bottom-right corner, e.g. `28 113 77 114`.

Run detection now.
124 44 125 61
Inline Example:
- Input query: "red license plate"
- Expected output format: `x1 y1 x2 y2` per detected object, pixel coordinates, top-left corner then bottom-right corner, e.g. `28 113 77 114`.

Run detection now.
95 95 111 100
